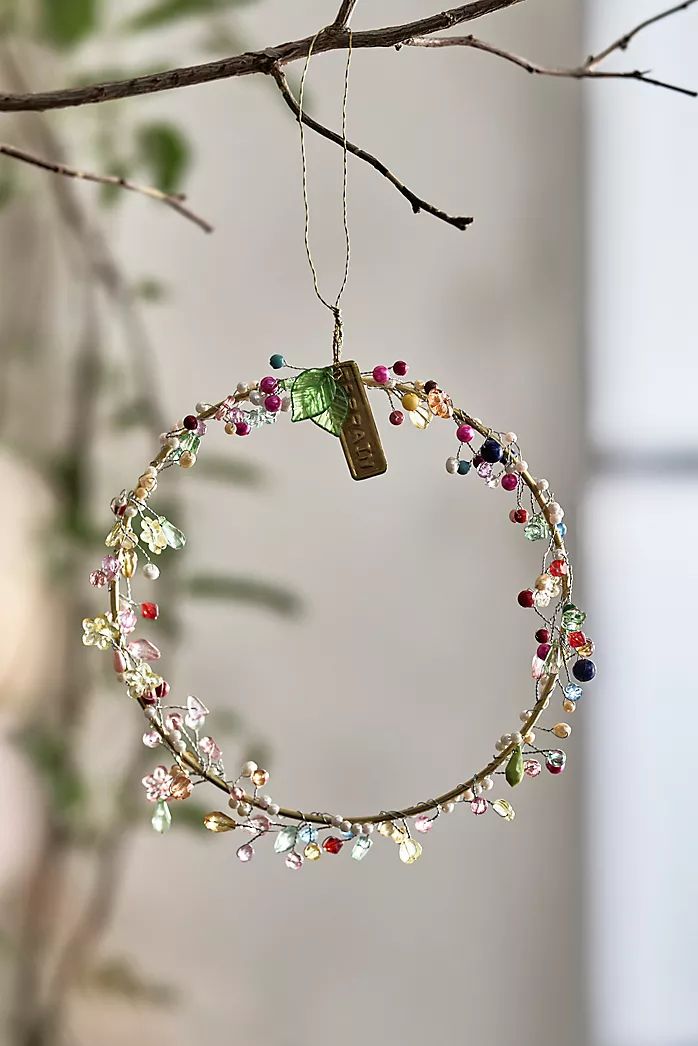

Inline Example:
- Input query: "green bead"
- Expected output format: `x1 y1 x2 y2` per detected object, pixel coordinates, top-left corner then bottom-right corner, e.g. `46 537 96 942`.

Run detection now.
151 800 171 834
561 604 586 630
524 514 547 541
273 826 297 853
505 745 524 787
269 353 286 370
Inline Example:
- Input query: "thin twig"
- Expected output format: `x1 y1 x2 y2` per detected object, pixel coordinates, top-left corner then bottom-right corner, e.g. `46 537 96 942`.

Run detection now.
332 0 359 28
408 0 698 98
270 64 472 231
0 1 524 112
0 142 213 231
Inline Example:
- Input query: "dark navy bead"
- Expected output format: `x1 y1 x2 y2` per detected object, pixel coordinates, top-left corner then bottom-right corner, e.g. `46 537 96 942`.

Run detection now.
457 460 471 475
269 353 286 370
573 658 596 682
480 438 503 463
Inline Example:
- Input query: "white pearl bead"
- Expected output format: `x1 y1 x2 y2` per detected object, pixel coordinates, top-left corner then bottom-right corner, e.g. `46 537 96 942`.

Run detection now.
495 739 507 752
339 820 351 834
537 478 549 492
256 795 269 809
237 802 251 817
504 462 518 474
350 823 362 836
145 706 158 720
516 459 528 474
330 814 343 828
462 788 474 802
145 465 157 477
440 801 455 814
267 803 280 816
511 731 523 745
519 709 532 722
503 431 518 445
236 382 250 395
195 402 207 413
240 760 257 778
501 733 512 745
482 776 494 791
174 739 186 754
143 563 159 580
123 505 137 520
445 456 458 474
249 390 264 407
362 823 374 835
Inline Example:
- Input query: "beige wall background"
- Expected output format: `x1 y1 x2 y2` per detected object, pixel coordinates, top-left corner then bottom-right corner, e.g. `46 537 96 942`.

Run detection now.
2 3 587 1044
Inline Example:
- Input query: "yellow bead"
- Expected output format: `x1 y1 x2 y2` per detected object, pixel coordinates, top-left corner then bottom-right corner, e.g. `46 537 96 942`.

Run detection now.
562 698 576 714
401 392 420 412
492 799 516 821
134 486 148 501
179 451 196 469
304 842 321 861
391 826 408 844
139 473 156 490
577 640 595 657
224 422 235 435
203 811 237 832
122 549 138 578
398 838 422 864
378 821 394 837
552 722 571 739
252 768 269 788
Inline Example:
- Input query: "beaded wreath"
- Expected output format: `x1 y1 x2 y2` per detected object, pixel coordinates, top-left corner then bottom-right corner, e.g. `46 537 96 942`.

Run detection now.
84 356 596 868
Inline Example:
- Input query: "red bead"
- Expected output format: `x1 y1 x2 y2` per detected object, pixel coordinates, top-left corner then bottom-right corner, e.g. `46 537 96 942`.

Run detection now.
392 360 408 377
259 375 277 394
512 508 528 524
537 643 551 660
535 628 550 644
183 414 198 431
235 421 251 436
568 631 586 649
322 836 343 855
389 410 404 426
501 473 519 492
549 558 568 577
154 680 170 699
517 589 535 608
141 601 159 620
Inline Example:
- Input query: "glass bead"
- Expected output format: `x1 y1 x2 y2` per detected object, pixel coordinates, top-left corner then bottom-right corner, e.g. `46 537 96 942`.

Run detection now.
142 730 160 748
390 825 408 843
408 404 431 429
151 800 171 834
427 389 453 418
545 750 566 775
492 799 516 821
141 601 159 620
476 460 493 479
322 836 343 855
524 758 542 778
532 589 551 609
564 683 583 702
298 823 318 844
549 558 568 577
568 631 586 649
524 514 547 541
237 842 255 862
252 768 269 788
577 639 595 657
557 522 567 538
203 811 237 833
414 814 434 833
378 821 394 837
248 814 271 833
470 797 488 815
273 826 297 853
304 842 321 861
561 604 586 630
122 549 138 578
351 836 373 861
285 852 303 871
398 839 423 864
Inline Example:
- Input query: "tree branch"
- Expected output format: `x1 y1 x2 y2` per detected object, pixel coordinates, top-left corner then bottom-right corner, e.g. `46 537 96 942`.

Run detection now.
0 142 213 231
270 65 472 231
332 0 359 29
0 1 523 112
407 0 698 98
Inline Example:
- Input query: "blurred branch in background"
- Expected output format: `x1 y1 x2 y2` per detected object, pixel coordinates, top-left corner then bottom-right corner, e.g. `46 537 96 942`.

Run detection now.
0 4 298 1046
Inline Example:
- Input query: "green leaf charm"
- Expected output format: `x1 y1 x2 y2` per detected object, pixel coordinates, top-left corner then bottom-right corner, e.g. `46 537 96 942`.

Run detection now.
505 744 524 787
311 383 349 437
291 368 337 423
159 517 186 550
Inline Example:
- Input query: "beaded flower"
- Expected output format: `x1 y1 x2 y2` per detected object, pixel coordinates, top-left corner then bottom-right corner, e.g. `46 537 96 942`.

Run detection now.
142 765 173 802
140 516 168 555
124 662 162 699
81 614 118 650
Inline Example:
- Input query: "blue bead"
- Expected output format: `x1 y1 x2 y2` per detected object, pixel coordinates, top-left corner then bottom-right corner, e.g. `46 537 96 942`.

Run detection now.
269 353 286 370
480 438 503 463
557 522 567 538
564 682 583 702
572 658 596 683
298 823 318 844
457 460 471 475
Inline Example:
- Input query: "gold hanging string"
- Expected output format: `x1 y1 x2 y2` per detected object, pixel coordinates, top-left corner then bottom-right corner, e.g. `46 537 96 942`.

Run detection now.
297 27 353 364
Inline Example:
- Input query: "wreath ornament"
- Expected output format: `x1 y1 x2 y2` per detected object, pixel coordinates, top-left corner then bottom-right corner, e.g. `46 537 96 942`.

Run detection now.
84 353 596 869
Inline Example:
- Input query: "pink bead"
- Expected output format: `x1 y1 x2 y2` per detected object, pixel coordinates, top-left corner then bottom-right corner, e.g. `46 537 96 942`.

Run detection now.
237 843 255 862
414 814 434 833
235 421 251 436
524 759 542 778
537 643 551 660
113 650 127 673
142 730 160 749
392 360 409 377
165 712 183 731
456 424 474 443
372 365 390 384
264 394 282 413
285 852 303 870
249 814 271 833
501 473 519 492
142 690 158 705
101 554 120 579
127 638 161 662
470 797 488 815
89 569 107 588
259 376 278 394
